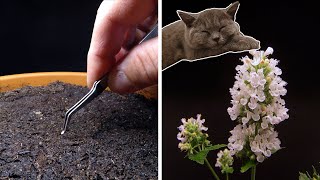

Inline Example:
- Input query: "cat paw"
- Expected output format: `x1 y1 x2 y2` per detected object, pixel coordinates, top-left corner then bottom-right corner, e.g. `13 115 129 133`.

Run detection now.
236 37 260 51
248 38 260 50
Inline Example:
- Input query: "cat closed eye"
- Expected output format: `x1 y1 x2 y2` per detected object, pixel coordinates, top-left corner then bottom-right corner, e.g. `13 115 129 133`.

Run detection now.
219 26 226 31
201 30 210 34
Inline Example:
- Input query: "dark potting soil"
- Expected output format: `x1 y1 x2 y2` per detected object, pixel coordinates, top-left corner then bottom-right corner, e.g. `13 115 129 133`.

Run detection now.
0 82 158 179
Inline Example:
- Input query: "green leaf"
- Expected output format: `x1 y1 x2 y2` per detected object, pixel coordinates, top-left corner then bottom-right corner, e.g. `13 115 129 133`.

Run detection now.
299 172 310 180
205 144 227 151
188 150 209 165
187 144 227 165
240 160 256 173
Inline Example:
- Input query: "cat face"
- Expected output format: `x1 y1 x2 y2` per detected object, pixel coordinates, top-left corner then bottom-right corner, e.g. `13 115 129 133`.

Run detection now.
178 2 240 50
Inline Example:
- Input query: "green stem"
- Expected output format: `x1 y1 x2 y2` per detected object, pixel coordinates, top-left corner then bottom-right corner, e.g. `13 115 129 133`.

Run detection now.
251 165 256 180
204 158 220 180
226 173 229 180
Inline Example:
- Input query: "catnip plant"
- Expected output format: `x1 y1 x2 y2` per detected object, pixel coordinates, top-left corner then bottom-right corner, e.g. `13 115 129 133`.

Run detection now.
177 47 289 180
299 165 320 180
177 114 226 180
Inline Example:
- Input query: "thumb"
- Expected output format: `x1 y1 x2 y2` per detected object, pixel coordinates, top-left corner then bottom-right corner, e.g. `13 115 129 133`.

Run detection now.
108 37 158 94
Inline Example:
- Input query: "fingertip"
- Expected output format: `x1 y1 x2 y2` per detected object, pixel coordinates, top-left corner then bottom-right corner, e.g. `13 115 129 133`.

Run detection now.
87 52 116 89
86 74 94 89
86 62 96 88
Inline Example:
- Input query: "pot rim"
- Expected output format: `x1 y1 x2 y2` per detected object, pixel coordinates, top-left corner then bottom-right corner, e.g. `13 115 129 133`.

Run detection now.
0 72 157 99
0 72 87 92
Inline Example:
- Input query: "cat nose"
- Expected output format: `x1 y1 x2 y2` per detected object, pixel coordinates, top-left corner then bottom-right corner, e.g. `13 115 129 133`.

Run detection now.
212 35 220 42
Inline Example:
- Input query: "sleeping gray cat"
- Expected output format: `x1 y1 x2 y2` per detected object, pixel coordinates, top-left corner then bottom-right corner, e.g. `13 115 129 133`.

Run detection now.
162 1 260 69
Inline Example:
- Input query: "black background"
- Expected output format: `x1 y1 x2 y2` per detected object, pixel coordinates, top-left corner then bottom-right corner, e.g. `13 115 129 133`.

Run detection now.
1 0 320 179
0 0 102 76
163 0 320 180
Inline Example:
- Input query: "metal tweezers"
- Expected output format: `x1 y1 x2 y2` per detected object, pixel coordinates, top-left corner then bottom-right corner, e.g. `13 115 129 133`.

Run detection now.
61 23 158 135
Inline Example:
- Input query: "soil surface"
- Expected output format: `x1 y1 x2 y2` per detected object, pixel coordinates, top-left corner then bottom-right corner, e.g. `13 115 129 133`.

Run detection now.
0 82 157 179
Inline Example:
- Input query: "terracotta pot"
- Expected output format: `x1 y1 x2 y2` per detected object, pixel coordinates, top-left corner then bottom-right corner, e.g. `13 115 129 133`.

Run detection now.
0 72 157 99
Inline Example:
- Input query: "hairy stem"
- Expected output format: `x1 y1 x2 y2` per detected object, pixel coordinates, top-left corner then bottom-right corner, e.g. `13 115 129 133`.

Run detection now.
251 165 256 180
204 158 220 180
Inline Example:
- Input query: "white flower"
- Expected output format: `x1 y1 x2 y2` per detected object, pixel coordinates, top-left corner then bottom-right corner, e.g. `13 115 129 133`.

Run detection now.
249 72 260 88
256 153 265 163
228 124 247 152
228 124 281 163
240 98 248 105
215 149 233 167
264 47 274 56
249 47 274 66
227 47 288 164
215 149 234 173
249 69 265 88
177 132 186 143
250 128 281 162
252 110 260 121
269 77 287 97
177 114 210 153
196 114 208 131
228 47 288 126
178 115 208 134
257 69 267 86
261 116 270 129
257 90 266 102
241 111 252 125
227 105 239 121
249 50 263 66
228 124 258 154
248 97 258 110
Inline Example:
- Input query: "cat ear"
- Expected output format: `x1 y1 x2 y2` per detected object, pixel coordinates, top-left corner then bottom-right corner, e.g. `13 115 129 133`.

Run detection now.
177 10 196 27
226 1 240 20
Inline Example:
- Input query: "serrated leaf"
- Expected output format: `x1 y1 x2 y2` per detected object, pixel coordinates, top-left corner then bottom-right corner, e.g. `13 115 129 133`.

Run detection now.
188 150 209 165
240 160 256 173
205 144 227 151
299 172 310 180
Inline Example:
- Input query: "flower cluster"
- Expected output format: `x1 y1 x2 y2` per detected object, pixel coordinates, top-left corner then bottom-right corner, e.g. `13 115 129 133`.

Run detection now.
177 114 210 154
215 149 234 174
228 124 281 162
226 47 288 163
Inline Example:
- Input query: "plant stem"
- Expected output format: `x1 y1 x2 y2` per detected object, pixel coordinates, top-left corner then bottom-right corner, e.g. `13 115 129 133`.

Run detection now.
251 165 256 180
226 173 229 180
204 158 220 180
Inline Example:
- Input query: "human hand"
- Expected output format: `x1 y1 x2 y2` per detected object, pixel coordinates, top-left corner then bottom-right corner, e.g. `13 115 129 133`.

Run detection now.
87 0 158 94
